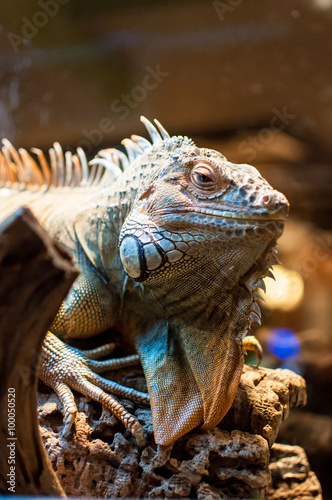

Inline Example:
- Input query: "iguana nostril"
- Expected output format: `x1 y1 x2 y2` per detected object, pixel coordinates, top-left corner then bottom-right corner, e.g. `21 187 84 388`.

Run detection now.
263 194 271 205
260 191 289 218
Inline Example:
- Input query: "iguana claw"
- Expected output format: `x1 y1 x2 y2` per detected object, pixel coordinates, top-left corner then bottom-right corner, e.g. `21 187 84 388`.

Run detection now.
39 332 149 444
243 335 263 367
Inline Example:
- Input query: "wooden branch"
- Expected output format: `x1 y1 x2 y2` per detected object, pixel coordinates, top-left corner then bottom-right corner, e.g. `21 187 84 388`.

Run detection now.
0 207 79 496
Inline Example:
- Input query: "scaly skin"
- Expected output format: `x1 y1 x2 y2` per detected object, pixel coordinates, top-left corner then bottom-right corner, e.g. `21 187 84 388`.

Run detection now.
0 118 289 446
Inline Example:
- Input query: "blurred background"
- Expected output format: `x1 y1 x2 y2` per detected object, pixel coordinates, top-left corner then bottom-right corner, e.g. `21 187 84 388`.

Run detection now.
1 0 332 496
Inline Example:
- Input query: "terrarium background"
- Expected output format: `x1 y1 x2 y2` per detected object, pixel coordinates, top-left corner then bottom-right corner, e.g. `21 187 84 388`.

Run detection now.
1 0 332 497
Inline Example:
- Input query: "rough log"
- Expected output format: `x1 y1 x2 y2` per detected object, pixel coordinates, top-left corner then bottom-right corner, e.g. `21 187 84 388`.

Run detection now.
220 364 307 446
0 207 78 496
38 361 310 498
267 443 323 500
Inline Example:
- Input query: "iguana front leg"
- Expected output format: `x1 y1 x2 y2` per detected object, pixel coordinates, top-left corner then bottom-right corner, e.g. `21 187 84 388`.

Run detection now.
39 333 148 446
39 273 149 446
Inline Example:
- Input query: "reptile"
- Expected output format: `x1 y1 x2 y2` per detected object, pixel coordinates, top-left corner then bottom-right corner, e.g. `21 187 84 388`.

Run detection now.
0 117 289 446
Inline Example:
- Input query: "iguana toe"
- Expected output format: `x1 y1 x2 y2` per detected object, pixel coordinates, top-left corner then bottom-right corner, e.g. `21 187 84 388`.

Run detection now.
40 332 149 444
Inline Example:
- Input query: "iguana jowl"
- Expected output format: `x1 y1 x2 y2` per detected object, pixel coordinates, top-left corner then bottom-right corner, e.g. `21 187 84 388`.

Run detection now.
0 117 289 446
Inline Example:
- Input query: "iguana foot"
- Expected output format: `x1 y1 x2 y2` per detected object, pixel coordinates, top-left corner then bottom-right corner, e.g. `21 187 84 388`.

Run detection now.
39 332 149 446
243 335 263 367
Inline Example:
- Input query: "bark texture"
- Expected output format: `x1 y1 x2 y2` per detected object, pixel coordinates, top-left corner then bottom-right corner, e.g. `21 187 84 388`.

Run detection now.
0 207 78 496
38 362 316 498
267 443 322 500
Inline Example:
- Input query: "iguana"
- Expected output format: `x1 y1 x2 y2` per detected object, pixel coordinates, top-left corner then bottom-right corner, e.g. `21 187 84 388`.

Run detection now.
0 117 289 446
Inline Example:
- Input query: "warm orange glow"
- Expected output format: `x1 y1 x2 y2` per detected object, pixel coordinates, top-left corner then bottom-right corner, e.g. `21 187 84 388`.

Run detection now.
262 265 305 312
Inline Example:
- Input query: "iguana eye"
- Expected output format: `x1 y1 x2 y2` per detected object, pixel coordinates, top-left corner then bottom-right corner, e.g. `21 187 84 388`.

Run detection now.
183 157 229 199
190 164 216 190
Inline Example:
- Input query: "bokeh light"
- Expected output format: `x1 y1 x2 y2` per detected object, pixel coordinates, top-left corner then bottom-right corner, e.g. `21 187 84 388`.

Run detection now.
266 327 301 360
262 265 304 312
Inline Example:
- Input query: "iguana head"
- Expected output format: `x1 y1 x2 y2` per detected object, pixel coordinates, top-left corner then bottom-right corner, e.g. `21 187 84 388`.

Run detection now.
116 118 289 445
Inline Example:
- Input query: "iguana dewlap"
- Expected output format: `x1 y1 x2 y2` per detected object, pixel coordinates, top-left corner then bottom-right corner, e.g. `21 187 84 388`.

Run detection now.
0 118 288 446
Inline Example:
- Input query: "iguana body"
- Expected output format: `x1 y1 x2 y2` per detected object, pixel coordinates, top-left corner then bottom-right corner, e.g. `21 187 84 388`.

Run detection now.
0 118 289 446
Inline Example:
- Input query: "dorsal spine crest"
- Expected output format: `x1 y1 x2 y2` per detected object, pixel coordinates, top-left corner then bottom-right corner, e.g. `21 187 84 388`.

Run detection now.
0 117 174 191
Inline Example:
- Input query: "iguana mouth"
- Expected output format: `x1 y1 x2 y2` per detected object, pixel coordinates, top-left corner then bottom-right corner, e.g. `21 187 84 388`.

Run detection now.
165 206 288 222
145 180 289 223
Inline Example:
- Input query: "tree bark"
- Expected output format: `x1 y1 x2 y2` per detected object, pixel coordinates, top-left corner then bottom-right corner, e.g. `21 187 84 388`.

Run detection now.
0 207 78 496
